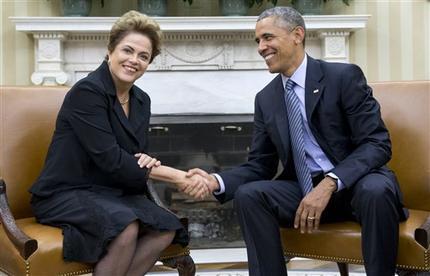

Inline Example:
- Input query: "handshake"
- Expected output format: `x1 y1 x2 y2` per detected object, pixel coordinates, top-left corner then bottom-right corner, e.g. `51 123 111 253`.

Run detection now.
178 168 221 200
137 153 220 200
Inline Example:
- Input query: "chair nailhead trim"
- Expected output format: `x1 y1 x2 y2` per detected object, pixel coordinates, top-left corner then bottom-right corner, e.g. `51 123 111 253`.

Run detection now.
284 251 364 265
158 249 190 261
59 268 94 276
24 258 94 276
1 251 190 275
426 249 429 269
284 250 430 271
25 260 30 276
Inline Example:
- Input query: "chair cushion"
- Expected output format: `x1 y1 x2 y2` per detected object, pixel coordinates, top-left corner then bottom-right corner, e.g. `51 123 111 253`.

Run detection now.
0 218 93 275
281 209 430 271
0 217 190 275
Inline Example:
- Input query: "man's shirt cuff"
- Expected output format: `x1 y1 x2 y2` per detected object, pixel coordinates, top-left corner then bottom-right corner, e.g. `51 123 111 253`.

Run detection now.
212 173 225 195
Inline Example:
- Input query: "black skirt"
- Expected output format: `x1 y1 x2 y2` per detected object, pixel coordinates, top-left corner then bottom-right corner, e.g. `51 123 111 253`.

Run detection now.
31 186 189 263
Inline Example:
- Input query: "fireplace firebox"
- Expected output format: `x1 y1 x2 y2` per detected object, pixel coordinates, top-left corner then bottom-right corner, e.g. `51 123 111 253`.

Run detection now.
148 114 254 249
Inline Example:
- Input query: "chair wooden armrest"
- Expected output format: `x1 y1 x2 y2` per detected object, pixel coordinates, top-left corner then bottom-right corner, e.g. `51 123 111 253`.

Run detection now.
415 215 430 248
0 179 38 260
146 180 189 229
147 179 170 210
146 180 196 276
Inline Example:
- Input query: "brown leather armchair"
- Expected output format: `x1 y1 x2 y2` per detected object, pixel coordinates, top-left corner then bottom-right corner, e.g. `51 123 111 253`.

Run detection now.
281 81 430 275
0 86 196 275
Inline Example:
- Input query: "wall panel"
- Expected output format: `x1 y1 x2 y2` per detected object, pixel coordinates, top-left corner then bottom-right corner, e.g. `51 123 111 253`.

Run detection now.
0 0 428 85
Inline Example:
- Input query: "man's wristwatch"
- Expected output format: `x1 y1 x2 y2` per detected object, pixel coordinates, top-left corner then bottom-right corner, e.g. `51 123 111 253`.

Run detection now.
325 175 338 192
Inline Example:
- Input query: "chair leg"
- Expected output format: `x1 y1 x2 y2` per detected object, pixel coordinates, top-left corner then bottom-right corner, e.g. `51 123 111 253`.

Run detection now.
337 262 349 276
162 255 196 276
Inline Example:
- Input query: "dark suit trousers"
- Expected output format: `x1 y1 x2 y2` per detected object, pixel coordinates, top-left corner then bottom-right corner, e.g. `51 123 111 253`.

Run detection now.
233 173 401 276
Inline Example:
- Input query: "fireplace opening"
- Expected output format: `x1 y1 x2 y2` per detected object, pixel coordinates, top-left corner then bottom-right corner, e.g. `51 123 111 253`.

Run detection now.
148 114 253 249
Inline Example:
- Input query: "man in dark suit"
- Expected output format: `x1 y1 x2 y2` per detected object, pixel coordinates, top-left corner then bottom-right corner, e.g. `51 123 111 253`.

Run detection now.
186 6 407 276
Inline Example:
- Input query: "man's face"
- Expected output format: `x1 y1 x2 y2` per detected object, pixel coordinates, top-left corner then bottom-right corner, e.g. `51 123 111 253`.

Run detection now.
255 16 304 76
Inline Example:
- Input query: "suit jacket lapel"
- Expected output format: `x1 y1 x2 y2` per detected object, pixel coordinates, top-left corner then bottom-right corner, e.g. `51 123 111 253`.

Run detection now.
128 87 146 134
305 56 324 120
112 101 139 143
99 61 140 144
273 75 291 156
303 56 337 161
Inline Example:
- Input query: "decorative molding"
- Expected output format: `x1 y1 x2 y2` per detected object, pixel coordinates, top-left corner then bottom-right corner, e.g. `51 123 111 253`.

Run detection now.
30 31 69 85
163 32 255 41
10 16 370 114
165 42 224 63
319 31 350 62
11 15 370 32
33 32 67 40
11 15 370 84
68 34 109 41
31 71 68 86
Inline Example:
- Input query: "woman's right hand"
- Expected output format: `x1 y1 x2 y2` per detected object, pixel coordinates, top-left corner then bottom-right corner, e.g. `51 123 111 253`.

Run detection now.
134 153 161 169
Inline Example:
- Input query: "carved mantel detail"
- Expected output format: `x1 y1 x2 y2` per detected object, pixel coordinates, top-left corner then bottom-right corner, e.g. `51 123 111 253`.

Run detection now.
154 34 237 71
31 32 69 85
12 16 370 86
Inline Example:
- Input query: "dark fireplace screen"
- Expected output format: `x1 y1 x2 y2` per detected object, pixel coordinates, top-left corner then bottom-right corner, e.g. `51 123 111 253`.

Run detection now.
148 116 253 249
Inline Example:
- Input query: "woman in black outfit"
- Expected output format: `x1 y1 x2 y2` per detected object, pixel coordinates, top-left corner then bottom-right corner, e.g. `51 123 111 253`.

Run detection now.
30 10 208 276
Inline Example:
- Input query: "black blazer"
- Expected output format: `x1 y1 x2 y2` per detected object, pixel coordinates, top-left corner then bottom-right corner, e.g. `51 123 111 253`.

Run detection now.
217 56 401 204
30 61 151 197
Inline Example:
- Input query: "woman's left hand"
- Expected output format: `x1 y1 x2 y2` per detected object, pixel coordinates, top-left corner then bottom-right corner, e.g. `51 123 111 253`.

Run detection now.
134 153 161 168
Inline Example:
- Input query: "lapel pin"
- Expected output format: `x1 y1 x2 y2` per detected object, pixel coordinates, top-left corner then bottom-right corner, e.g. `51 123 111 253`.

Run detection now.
313 89 319 94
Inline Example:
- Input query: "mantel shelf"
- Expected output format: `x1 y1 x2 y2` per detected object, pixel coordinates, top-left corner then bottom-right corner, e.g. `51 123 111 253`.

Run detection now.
11 15 370 33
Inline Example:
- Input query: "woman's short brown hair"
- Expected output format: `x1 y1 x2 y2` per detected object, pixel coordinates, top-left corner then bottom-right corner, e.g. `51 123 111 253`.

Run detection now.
106 10 162 63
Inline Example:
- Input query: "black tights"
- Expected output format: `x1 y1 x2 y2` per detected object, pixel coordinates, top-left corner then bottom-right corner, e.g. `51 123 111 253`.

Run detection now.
94 221 175 276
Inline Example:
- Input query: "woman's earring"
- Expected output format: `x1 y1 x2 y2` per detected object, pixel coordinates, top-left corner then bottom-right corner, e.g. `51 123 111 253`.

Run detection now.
107 60 111 66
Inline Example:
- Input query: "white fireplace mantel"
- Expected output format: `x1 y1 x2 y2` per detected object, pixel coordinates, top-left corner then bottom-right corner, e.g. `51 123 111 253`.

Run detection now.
11 15 369 114
12 15 369 32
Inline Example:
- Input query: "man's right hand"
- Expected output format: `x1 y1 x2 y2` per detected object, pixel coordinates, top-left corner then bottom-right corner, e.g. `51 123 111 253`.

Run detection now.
178 174 210 200
186 168 220 193
294 176 337 233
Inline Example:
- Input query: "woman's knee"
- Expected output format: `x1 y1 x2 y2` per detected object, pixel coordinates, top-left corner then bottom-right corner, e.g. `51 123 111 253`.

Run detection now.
115 221 139 247
162 230 176 246
145 229 175 248
159 230 175 244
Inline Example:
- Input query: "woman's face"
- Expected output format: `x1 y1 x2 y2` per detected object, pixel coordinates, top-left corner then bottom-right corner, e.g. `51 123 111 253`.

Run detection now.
107 32 153 88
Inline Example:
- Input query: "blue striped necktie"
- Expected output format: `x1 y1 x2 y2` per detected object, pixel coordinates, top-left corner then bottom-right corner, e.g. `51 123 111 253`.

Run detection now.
284 79 313 196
